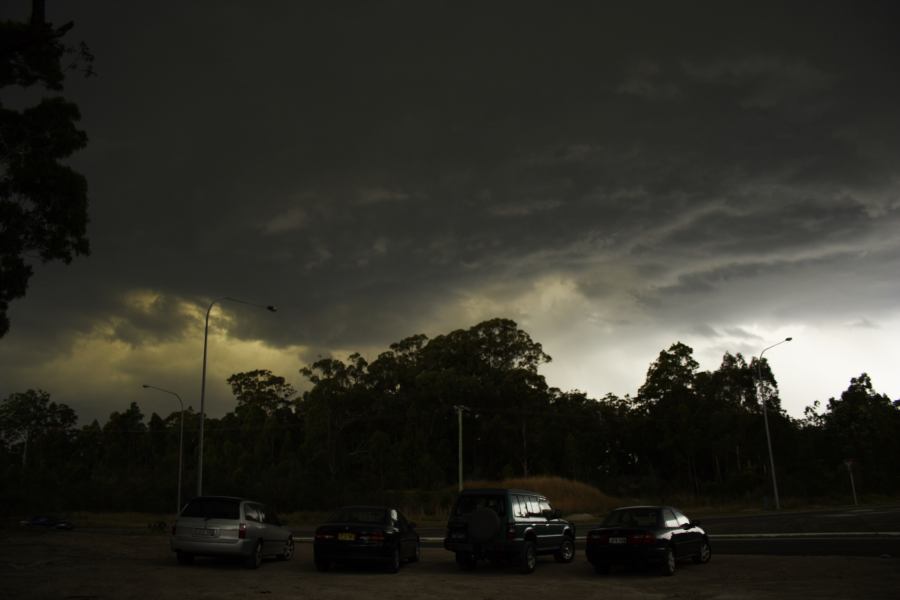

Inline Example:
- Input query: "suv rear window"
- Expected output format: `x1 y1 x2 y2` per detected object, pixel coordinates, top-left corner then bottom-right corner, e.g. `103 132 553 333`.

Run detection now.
454 494 506 517
181 498 241 519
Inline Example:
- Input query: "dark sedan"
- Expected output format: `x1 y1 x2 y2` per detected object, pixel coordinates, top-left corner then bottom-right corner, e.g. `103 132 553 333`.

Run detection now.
585 505 711 576
313 506 420 573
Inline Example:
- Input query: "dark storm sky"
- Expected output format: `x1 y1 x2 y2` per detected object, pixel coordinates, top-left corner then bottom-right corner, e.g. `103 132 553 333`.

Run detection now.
2 1 899 422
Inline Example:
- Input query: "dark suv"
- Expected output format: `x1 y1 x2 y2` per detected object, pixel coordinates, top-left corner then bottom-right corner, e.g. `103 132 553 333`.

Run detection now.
444 488 575 574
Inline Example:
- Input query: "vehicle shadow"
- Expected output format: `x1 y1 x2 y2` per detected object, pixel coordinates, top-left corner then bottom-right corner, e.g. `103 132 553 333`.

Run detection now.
306 562 419 576
150 556 283 570
580 561 707 579
425 556 580 577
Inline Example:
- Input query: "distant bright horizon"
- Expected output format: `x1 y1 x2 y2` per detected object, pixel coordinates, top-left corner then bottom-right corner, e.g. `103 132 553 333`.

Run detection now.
1 1 898 424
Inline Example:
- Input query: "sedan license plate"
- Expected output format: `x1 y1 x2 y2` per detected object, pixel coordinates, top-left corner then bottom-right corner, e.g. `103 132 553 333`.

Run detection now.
338 532 355 541
195 528 216 537
609 536 626 544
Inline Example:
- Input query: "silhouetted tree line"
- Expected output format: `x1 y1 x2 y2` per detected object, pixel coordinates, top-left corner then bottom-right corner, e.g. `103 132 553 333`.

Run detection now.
2 318 898 515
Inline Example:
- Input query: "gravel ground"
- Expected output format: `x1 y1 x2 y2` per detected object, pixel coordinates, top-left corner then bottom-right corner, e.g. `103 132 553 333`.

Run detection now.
2 529 899 599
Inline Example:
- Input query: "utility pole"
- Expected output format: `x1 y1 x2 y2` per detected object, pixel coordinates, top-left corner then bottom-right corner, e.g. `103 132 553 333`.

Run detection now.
844 459 858 506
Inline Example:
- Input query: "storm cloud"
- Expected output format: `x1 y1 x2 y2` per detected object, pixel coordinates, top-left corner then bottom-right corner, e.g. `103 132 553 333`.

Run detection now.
2 0 898 422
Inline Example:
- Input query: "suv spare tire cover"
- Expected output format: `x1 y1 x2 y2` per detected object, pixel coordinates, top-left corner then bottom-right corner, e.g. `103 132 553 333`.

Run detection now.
467 507 501 543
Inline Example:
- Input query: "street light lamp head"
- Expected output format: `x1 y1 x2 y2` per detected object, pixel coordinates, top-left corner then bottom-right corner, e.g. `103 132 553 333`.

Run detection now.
266 305 277 312
142 384 150 388
785 337 793 342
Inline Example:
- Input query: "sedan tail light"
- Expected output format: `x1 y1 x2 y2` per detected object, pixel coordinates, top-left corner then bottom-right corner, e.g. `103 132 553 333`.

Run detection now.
627 533 656 545
586 532 609 544
315 532 335 540
361 530 385 543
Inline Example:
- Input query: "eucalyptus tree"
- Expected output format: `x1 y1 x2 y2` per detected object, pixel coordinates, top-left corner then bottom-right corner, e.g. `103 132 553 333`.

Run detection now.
0 388 76 468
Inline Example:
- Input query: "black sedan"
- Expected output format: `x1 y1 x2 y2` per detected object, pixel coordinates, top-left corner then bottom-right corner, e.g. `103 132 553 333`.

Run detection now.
585 505 711 576
313 506 420 573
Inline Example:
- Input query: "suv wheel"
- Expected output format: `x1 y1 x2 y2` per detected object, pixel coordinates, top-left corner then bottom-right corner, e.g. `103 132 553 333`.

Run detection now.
554 536 575 563
520 541 537 574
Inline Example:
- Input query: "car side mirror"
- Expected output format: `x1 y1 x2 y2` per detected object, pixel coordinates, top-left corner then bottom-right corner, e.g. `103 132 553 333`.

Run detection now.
690 519 700 528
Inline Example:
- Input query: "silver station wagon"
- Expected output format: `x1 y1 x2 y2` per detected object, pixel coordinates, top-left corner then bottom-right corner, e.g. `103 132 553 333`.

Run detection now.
170 496 294 568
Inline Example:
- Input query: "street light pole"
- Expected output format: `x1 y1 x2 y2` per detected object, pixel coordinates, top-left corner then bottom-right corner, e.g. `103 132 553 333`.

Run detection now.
756 336 792 511
142 384 184 514
453 405 469 492
197 297 276 496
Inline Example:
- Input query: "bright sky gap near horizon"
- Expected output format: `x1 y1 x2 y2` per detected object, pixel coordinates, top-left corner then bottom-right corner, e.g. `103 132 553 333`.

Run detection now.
1 1 898 424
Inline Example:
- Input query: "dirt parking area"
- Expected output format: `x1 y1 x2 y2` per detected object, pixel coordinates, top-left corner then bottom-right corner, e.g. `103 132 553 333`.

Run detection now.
2 529 898 600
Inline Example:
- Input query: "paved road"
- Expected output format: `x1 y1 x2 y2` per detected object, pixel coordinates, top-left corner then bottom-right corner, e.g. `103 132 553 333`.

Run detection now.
709 534 898 557
696 505 900 535
697 505 900 557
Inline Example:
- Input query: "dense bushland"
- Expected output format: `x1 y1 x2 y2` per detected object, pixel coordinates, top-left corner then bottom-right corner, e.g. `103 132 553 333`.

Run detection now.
2 318 897 515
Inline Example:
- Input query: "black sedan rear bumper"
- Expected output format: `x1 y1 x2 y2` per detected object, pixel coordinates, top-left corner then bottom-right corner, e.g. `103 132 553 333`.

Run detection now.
314 541 396 564
585 543 668 567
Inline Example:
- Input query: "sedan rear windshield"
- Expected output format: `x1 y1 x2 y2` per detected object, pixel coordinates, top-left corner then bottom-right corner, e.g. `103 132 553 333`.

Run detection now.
181 498 240 519
453 494 506 517
602 508 660 528
327 508 387 524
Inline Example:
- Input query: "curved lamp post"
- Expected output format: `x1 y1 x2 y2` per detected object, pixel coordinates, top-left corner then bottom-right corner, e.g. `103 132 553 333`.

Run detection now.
453 405 470 492
142 384 184 514
197 297 276 496
756 337 792 511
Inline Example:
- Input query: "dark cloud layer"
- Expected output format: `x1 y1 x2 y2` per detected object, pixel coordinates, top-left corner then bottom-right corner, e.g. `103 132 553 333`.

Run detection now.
2 1 899 420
